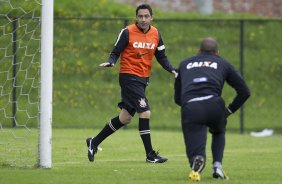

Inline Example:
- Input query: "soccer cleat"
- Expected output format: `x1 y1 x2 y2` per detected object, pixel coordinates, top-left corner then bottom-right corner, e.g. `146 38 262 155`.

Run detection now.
146 150 168 163
188 155 205 182
86 137 97 162
189 170 201 182
213 167 229 180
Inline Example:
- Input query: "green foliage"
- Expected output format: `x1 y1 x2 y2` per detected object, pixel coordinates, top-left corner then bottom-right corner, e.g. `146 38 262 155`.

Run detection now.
0 5 40 128
0 0 41 18
55 0 134 17
1 0 281 132
1 129 282 183
53 15 282 132
54 0 262 19
51 0 282 132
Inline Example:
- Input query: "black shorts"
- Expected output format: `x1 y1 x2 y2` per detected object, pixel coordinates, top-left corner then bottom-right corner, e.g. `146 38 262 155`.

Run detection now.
181 96 227 133
118 74 150 116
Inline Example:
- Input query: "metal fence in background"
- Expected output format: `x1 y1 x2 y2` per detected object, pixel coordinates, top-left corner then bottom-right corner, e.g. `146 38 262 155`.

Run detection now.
53 17 281 133
4 16 280 132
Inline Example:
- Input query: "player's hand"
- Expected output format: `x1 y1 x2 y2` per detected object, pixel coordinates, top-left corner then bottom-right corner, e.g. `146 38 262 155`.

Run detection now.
99 62 114 67
225 108 232 118
172 70 178 78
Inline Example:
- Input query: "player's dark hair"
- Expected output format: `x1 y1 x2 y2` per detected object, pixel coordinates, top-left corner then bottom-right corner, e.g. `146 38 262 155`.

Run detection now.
200 37 218 54
136 4 153 16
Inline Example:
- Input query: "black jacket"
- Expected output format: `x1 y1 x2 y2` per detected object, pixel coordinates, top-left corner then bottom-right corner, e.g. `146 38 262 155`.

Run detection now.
174 52 250 113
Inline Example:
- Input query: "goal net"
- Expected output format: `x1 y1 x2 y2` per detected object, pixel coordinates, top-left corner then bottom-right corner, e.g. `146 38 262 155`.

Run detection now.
0 0 52 168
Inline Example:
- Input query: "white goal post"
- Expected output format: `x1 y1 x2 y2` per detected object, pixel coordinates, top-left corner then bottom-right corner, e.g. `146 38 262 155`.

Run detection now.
0 0 53 168
39 0 53 168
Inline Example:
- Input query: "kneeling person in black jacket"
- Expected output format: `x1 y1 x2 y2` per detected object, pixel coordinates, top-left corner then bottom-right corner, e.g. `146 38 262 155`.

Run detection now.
174 37 250 181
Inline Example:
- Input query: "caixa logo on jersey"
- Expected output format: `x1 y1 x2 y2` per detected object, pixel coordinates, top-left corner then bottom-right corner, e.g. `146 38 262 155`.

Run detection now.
186 61 218 69
133 42 155 49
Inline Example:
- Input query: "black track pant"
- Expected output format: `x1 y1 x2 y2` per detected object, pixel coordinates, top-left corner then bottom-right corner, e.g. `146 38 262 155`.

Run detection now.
181 96 227 166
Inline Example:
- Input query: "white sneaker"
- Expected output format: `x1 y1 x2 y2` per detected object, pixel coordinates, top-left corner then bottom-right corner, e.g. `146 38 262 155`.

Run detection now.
213 167 229 180
250 128 273 137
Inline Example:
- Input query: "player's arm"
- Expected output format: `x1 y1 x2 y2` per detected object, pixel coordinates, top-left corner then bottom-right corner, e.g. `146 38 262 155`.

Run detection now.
225 64 251 114
155 32 178 77
99 28 129 67
174 68 181 106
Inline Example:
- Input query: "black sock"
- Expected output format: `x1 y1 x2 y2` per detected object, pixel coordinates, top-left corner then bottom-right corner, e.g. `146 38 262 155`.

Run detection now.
93 116 124 146
139 118 153 155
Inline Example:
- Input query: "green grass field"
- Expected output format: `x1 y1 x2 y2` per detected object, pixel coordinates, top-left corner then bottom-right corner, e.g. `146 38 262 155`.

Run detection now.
0 128 281 184
1 1 282 183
